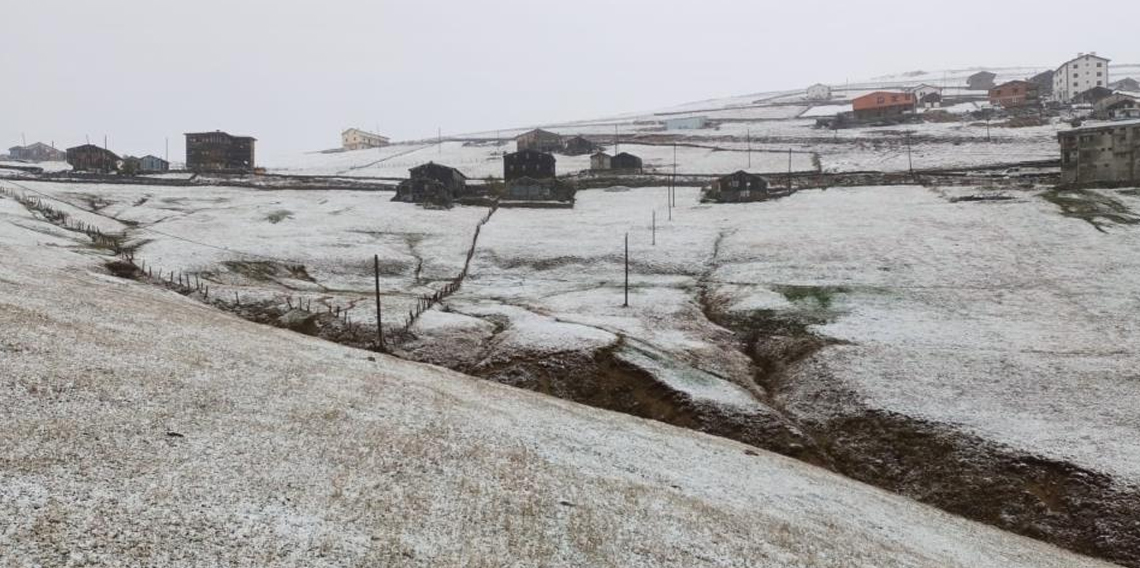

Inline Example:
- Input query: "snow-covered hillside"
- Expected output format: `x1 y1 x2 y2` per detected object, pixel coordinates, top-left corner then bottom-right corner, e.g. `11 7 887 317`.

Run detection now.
260 62 1140 179
0 193 1115 568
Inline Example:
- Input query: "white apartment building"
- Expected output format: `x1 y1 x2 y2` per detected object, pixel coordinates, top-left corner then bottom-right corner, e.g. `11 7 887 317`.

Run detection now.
1054 53 1111 103
342 128 390 151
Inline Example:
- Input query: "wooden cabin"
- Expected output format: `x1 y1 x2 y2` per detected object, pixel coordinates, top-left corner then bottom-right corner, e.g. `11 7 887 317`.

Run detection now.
66 144 120 173
515 129 563 153
610 152 643 173
703 171 788 203
394 162 468 206
504 150 555 181
185 131 256 173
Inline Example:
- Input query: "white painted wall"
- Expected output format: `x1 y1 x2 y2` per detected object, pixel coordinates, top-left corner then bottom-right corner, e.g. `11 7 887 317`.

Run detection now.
1054 54 1110 103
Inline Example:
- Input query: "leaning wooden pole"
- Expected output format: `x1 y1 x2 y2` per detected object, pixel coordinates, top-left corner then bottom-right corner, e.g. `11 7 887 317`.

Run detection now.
374 254 384 351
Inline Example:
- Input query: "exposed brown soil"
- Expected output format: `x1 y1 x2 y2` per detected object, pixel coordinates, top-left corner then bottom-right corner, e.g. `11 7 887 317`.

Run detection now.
815 409 1140 567
466 341 830 467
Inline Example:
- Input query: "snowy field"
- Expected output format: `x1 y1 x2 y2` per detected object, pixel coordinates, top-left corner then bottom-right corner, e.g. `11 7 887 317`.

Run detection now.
9 175 1140 489
0 193 1118 568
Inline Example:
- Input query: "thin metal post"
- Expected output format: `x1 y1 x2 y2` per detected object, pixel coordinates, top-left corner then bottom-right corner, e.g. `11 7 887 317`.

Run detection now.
623 233 629 308
374 254 384 351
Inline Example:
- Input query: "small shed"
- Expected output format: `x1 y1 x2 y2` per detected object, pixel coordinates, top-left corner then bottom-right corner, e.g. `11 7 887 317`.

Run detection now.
663 116 708 130
504 150 556 181
590 152 612 171
611 152 643 173
66 144 120 173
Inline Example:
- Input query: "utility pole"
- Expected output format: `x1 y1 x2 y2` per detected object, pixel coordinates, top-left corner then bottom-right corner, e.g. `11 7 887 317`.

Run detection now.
165 137 169 162
374 254 384 351
614 124 619 154
623 233 629 308
906 132 914 175
103 135 108 150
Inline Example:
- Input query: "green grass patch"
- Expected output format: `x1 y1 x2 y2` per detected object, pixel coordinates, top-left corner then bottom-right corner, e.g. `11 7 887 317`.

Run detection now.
1042 189 1140 232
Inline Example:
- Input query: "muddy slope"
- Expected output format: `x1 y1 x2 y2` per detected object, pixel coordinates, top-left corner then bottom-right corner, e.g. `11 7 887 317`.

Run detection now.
706 296 1140 568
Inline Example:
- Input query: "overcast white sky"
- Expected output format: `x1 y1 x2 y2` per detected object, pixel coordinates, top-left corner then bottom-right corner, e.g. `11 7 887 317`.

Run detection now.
2 0 1135 159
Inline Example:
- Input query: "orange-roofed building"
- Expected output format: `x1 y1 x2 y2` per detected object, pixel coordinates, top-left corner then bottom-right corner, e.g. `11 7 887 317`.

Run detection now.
852 91 916 121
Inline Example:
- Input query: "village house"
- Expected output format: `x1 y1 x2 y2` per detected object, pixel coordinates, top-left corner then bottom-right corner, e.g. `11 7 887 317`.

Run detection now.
806 84 832 101
610 152 643 173
1111 77 1140 92
1073 87 1115 106
139 155 170 173
989 80 1040 108
590 151 612 171
185 131 256 173
702 171 787 203
852 91 915 121
66 144 120 173
341 128 390 151
504 150 555 181
515 129 563 153
394 162 468 207
908 84 943 109
8 142 66 162
1054 53 1111 104
563 135 598 156
1093 94 1139 120
967 71 997 91
1058 120 1140 185
663 116 709 130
